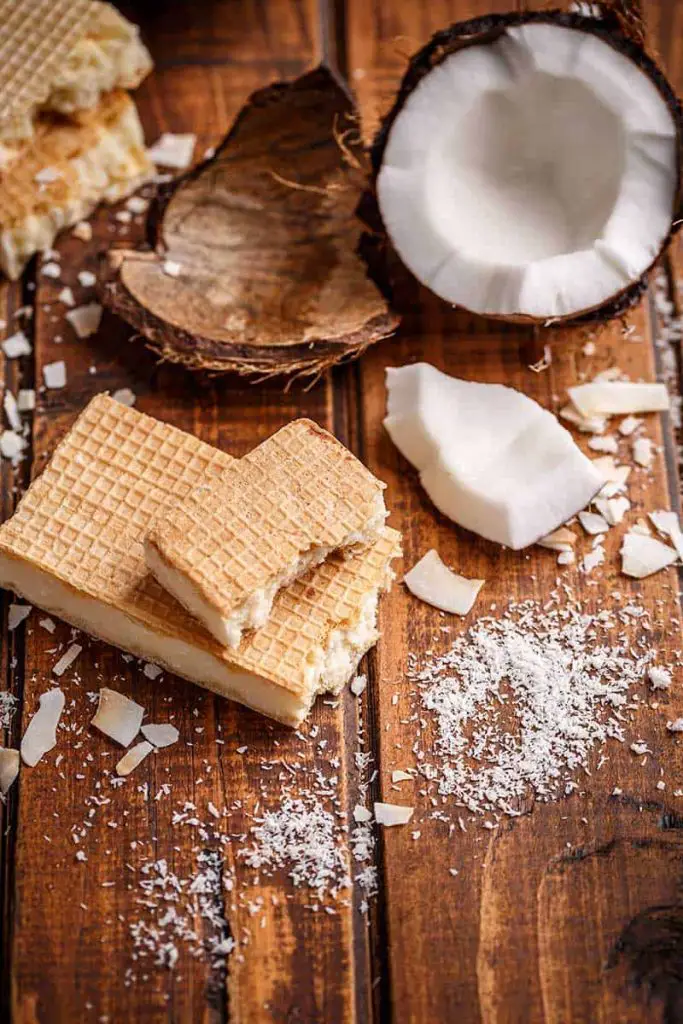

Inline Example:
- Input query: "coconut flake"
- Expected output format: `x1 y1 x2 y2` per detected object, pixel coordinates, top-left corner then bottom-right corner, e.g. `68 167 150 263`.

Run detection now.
112 388 136 407
41 262 61 279
77 270 96 288
559 405 607 434
58 286 75 307
0 748 19 795
8 603 31 630
72 221 92 242
2 331 31 358
43 361 66 389
143 662 162 680
353 804 372 822
91 688 144 747
595 496 630 526
147 133 196 169
116 740 154 777
569 381 669 417
588 434 618 453
648 666 672 690
0 430 26 461
581 545 605 574
557 550 575 565
537 526 576 552
374 802 414 826
162 260 182 278
20 688 65 766
66 303 102 339
126 196 149 215
648 511 683 561
3 391 21 431
141 724 179 749
35 167 60 184
350 674 367 696
619 415 641 436
52 642 82 676
578 511 609 535
17 389 35 412
632 437 653 468
404 550 484 615
621 532 677 578
392 770 413 783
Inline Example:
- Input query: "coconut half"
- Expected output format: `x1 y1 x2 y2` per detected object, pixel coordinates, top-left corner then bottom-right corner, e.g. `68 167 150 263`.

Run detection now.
103 66 398 379
384 363 603 549
374 10 681 322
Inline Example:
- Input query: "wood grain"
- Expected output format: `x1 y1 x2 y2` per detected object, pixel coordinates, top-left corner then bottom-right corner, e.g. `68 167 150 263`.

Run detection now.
347 2 683 1022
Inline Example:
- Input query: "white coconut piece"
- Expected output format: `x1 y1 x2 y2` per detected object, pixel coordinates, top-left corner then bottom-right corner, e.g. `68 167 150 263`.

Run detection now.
39 617 55 633
392 770 413 783
91 688 144 747
52 643 82 677
146 133 196 169
350 674 367 696
384 364 603 549
619 415 641 436
537 526 576 552
648 666 672 690
20 688 65 766
581 545 605 574
3 391 21 431
578 511 609 535
648 511 683 561
58 287 75 307
569 381 670 417
587 434 618 454
0 430 26 461
116 740 153 776
41 262 61 279
43 361 66 389
592 455 631 489
403 549 484 615
112 388 136 407
143 662 162 680
8 603 31 630
376 22 678 320
141 723 179 749
666 719 683 733
595 496 630 525
632 436 653 468
621 532 677 578
374 802 414 826
557 549 575 565
353 804 372 823
0 747 19 795
559 405 607 434
72 221 93 242
2 331 31 358
162 260 182 278
17 389 35 412
77 270 97 288
126 196 149 215
632 518 652 536
66 303 102 339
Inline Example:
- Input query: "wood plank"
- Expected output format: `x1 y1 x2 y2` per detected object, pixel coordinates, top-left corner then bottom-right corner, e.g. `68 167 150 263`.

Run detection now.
4 4 373 1023
347 2 683 1021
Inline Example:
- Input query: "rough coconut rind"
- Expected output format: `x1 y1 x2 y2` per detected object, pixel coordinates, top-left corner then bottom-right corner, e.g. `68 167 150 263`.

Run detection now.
372 9 682 325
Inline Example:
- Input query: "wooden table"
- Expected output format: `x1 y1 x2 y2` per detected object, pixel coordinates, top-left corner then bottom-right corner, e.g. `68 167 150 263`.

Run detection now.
1 2 682 1021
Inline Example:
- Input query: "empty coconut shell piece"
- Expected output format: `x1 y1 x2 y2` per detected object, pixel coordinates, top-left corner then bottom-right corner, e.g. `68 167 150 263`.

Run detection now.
103 66 398 378
372 8 682 324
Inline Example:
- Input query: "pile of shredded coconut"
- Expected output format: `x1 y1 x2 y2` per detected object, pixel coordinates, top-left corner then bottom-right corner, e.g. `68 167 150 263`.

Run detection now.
411 596 655 816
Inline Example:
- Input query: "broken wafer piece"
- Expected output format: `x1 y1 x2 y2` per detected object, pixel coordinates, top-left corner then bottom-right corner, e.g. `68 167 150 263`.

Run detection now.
0 396 400 727
145 419 387 648
0 90 152 279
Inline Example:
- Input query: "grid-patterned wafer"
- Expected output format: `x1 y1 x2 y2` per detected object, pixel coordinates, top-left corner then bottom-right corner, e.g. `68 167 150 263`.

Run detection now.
0 395 400 726
0 90 152 279
0 0 90 127
146 419 387 648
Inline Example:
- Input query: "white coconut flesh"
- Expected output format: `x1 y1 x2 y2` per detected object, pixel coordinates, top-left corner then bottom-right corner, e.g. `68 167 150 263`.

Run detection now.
384 362 603 549
377 23 678 319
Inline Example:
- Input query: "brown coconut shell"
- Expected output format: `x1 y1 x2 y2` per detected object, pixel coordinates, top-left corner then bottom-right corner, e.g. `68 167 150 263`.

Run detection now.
102 66 399 380
369 6 683 327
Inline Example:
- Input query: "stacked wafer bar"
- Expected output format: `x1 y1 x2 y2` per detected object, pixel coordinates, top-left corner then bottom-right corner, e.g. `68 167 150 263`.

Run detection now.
0 395 400 726
0 1 153 278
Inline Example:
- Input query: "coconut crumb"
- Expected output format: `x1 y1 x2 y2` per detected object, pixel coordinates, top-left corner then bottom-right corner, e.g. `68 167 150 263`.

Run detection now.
66 303 102 339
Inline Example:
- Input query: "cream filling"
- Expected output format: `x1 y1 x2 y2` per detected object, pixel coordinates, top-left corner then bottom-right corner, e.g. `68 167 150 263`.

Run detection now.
146 502 387 649
0 99 152 280
0 551 388 727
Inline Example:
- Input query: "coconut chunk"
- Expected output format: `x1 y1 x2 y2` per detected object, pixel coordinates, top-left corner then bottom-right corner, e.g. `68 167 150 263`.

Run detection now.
404 550 484 615
91 688 144 747
3 391 21 431
116 740 153 776
621 532 677 578
141 724 179 749
58 287 75 307
353 804 372 823
43 361 66 389
0 747 19 795
41 262 61 279
569 381 669 417
374 802 414 826
537 526 576 552
2 331 31 358
592 455 630 489
17 389 35 412
66 303 102 339
0 430 26 462
666 719 683 733
78 271 97 288
648 511 683 561
595 496 630 525
162 260 182 278
581 545 605 574
384 364 603 549
126 195 149 215
72 221 93 242
350 674 367 696
52 643 82 677
632 436 653 468
588 434 618 454
146 132 196 169
392 770 413 783
578 511 609 535
619 415 641 436
557 550 575 565
8 603 31 630
20 688 65 766
559 405 607 434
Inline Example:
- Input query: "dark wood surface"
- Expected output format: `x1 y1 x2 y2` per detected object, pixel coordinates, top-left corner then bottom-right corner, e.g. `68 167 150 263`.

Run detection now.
1 2 682 1022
